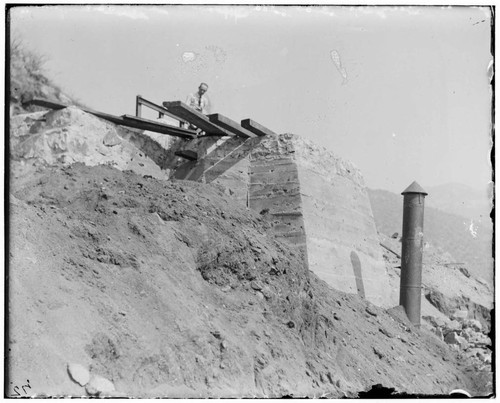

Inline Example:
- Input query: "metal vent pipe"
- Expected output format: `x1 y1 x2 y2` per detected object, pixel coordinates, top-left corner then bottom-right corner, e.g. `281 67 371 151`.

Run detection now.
399 181 428 326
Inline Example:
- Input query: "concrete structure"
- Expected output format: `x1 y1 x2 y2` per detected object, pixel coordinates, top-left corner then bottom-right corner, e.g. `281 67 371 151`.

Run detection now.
168 133 393 307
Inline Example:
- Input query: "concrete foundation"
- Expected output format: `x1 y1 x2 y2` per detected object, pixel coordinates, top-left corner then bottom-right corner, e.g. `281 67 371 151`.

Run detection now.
168 133 392 307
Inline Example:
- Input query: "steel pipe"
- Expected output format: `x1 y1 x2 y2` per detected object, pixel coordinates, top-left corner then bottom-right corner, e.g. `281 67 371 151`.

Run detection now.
399 181 428 326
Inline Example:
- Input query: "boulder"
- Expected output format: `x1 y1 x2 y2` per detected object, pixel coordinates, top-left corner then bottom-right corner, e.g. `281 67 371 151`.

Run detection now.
445 320 461 333
473 334 492 347
86 375 115 396
483 354 492 364
460 328 475 341
444 332 468 349
451 310 468 322
464 319 482 332
423 315 447 329
67 363 90 387
432 327 444 341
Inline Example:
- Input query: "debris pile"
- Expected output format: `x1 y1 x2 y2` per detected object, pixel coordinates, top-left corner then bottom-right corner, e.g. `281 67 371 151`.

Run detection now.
380 233 493 392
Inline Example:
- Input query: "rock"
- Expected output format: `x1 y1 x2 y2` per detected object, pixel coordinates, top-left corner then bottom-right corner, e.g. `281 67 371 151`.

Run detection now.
373 346 385 359
86 375 115 396
67 363 90 386
365 305 378 317
465 319 482 332
460 328 475 341
379 327 394 338
452 310 468 322
445 320 461 332
458 266 471 278
444 332 468 349
473 334 492 347
260 285 273 300
103 131 122 147
424 315 447 329
444 332 459 344
251 281 263 291
432 327 444 341
336 378 348 391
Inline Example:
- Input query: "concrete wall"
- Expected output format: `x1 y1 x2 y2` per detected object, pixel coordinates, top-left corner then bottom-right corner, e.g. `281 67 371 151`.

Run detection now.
169 133 392 307
248 135 308 262
290 135 391 307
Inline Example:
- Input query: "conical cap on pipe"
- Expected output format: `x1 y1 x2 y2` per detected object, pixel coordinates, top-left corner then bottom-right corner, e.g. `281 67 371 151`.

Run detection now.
401 181 428 196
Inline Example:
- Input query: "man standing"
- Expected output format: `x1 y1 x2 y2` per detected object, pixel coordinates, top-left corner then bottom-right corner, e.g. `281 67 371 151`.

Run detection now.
186 82 209 114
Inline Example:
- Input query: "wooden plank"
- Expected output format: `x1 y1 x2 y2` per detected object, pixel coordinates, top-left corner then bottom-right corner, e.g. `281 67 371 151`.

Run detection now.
22 98 68 111
207 114 256 138
241 118 276 137
122 115 197 138
162 101 234 136
24 99 129 127
174 150 198 161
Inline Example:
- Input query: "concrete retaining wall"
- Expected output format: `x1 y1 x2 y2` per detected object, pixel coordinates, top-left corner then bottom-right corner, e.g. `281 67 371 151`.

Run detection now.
169 133 392 307
248 135 308 262
290 135 391 307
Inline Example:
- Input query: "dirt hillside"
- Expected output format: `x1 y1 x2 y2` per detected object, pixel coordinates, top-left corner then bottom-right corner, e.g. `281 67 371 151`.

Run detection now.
7 162 492 398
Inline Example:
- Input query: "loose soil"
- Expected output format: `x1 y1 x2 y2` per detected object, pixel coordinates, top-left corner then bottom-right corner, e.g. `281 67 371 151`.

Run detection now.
7 163 493 398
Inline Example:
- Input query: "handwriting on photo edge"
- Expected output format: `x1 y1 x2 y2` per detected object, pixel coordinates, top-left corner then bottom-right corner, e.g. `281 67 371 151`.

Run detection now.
10 380 31 396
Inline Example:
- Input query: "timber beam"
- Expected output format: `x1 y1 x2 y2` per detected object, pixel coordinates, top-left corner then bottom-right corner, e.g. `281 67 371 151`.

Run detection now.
162 101 234 137
241 118 276 137
207 113 256 138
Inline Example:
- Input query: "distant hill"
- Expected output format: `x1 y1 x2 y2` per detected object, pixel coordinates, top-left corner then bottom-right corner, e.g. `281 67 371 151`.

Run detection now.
368 188 493 283
425 183 492 222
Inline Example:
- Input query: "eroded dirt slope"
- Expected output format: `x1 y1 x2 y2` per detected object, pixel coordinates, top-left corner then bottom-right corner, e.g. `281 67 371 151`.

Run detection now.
7 163 489 398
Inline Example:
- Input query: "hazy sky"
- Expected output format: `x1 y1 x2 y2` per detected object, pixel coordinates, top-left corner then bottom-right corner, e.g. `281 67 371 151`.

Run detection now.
10 5 493 193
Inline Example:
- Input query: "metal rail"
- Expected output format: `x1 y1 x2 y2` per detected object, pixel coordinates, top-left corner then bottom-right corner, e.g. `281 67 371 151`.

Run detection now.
136 95 187 124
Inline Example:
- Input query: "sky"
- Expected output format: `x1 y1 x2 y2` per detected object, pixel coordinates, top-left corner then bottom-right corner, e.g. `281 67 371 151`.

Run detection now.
9 4 493 194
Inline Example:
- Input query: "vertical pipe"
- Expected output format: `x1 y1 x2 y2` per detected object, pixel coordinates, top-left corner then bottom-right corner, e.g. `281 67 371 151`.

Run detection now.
399 181 428 326
136 95 142 117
